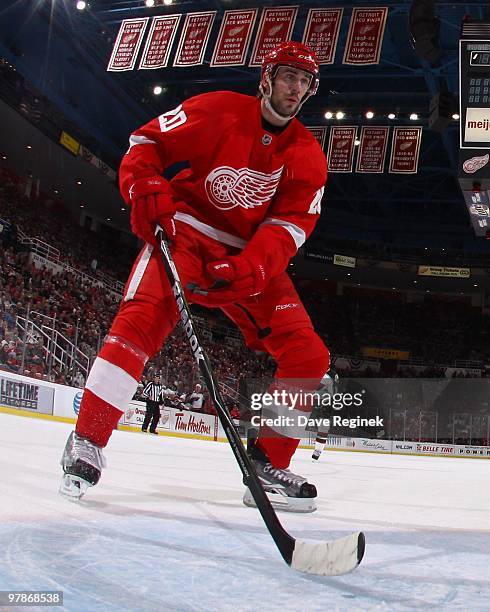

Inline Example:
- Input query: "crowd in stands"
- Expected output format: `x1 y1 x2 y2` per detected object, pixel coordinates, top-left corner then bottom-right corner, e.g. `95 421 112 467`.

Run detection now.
1 166 490 443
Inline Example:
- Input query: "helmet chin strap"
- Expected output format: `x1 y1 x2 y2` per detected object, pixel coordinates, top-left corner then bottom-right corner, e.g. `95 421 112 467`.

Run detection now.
259 75 306 122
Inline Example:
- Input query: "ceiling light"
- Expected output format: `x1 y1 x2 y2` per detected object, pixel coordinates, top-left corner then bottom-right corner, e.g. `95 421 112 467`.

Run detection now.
145 0 155 6
26 144 32 149
474 284 478 287
163 0 173 5
410 113 418 120
388 113 396 120
76 180 82 185
365 111 374 119
76 1 86 10
153 85 163 95
354 139 361 146
106 218 111 222
324 111 333 120
336 111 345 120
80 204 84 208
452 113 460 120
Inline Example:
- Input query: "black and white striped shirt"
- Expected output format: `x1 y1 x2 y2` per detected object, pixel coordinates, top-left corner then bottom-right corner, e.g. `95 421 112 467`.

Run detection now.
142 382 164 403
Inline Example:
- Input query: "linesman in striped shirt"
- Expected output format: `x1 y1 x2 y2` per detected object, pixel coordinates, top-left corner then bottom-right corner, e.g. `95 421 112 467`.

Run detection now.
141 374 164 435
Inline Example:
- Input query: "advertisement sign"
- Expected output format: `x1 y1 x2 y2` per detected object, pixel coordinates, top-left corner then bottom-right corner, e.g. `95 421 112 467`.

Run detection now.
464 107 490 143
417 266 471 278
357 438 392 452
462 190 490 237
333 254 356 268
0 373 54 415
361 347 410 360
121 402 219 440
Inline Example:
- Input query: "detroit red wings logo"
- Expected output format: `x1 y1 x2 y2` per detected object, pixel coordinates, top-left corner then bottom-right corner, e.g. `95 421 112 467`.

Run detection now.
205 166 284 210
463 154 489 174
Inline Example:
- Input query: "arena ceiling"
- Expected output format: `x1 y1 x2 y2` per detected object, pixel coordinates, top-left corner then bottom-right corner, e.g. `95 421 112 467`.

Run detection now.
1 0 490 256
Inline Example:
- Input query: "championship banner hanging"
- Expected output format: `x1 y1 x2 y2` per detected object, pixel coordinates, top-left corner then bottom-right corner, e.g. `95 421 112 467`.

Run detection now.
327 126 357 173
211 9 258 67
302 8 343 65
343 7 388 65
307 126 327 149
107 18 149 72
356 126 389 173
173 11 216 67
389 127 423 174
139 15 181 69
249 6 298 67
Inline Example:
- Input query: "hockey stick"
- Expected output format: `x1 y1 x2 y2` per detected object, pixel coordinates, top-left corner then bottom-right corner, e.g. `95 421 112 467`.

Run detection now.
156 226 365 576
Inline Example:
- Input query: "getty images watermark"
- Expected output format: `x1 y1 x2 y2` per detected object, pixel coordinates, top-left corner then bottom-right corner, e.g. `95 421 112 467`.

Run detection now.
248 388 384 436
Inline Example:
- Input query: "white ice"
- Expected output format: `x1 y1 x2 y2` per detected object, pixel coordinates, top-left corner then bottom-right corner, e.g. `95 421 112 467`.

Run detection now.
1 411 489 611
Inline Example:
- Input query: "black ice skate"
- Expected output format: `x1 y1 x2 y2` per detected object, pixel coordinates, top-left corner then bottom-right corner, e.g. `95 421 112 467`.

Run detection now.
243 441 317 513
311 449 321 461
59 431 106 500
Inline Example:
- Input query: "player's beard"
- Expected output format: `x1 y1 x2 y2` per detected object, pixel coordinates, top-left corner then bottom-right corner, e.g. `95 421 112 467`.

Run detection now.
271 96 300 119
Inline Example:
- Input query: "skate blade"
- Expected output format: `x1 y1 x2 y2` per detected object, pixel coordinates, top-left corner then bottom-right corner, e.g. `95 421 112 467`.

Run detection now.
59 474 92 501
243 487 317 513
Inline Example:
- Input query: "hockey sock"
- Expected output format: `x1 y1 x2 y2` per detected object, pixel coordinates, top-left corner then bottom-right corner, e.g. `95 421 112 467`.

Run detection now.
76 335 148 447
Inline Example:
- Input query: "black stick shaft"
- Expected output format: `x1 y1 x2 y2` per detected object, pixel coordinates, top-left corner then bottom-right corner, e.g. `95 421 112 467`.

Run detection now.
156 228 295 565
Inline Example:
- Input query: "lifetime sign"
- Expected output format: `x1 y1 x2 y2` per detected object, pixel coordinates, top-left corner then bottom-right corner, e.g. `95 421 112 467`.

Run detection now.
0 378 39 409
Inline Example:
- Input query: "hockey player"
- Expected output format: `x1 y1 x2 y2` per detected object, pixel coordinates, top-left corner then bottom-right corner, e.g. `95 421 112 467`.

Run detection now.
60 41 330 512
311 369 339 461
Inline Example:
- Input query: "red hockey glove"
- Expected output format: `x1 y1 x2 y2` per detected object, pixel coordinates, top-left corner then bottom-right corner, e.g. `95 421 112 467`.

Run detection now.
191 255 267 306
128 175 176 245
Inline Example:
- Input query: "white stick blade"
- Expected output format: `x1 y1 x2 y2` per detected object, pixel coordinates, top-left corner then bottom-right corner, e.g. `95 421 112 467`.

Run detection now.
291 532 364 576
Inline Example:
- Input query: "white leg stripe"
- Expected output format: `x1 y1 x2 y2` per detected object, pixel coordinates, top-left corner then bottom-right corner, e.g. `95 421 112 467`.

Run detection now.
124 243 153 301
85 357 138 410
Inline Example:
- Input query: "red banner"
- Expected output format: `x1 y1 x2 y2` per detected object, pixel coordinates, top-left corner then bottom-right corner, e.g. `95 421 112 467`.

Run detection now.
139 15 181 70
173 11 216 67
356 126 389 173
107 18 149 72
327 127 357 173
307 127 327 150
343 7 388 65
302 9 343 65
389 127 423 174
211 9 257 67
249 7 298 67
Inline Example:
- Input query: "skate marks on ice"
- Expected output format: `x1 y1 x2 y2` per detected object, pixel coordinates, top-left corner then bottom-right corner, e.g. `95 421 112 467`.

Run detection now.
1 415 490 610
1 515 489 611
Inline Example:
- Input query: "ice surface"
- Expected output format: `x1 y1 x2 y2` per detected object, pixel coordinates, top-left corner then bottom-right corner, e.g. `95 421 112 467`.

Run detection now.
0 412 489 611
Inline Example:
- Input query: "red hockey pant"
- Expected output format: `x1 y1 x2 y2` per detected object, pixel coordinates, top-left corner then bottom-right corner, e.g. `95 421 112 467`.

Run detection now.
76 223 330 468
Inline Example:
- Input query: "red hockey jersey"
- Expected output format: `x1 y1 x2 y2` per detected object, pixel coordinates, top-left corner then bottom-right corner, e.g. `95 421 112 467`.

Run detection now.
120 91 327 277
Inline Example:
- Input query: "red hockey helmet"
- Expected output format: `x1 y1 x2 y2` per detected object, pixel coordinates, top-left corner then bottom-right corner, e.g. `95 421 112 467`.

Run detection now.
261 41 320 98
